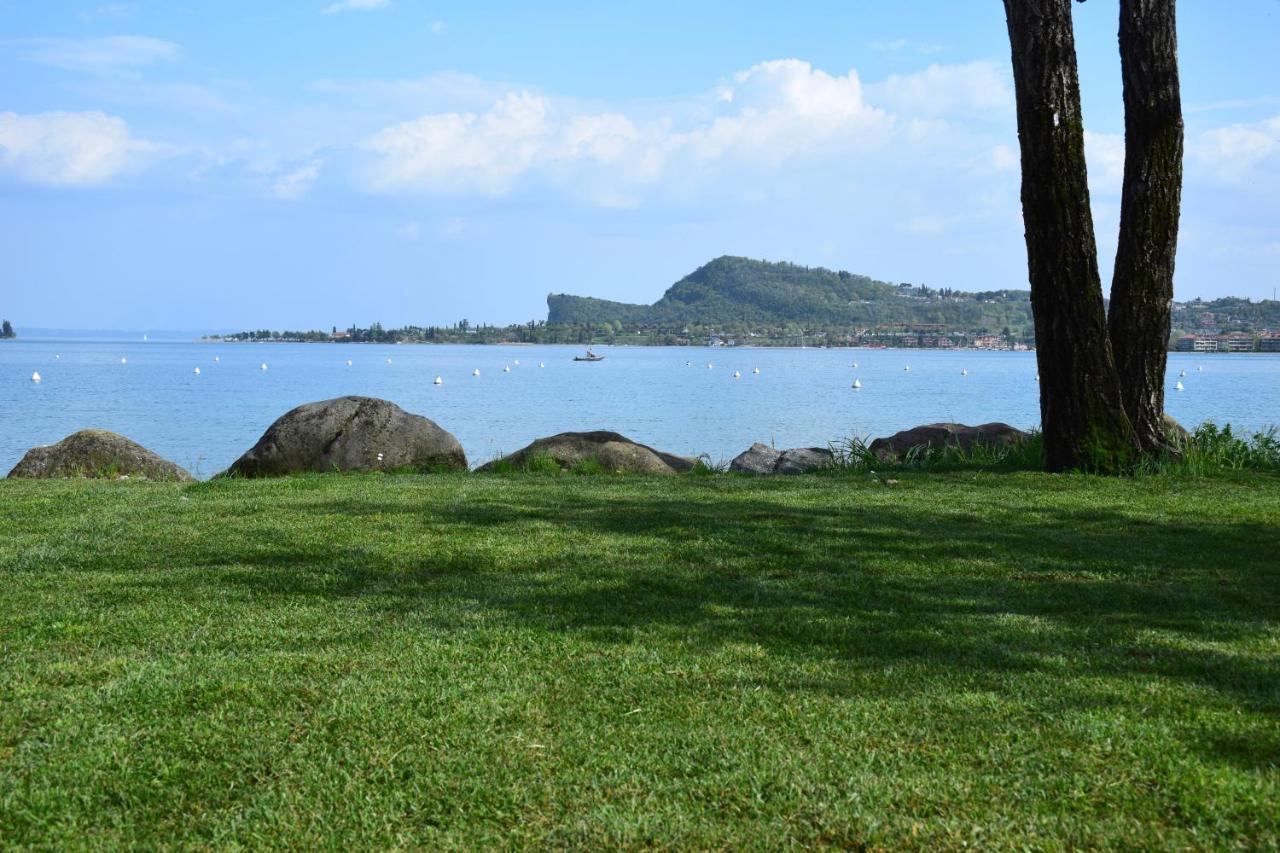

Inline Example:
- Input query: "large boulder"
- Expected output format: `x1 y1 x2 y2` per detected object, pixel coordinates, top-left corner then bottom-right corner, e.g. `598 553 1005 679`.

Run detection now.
868 422 1029 461
775 447 835 474
7 429 193 481
223 396 466 477
479 431 696 474
730 443 834 475
729 443 782 474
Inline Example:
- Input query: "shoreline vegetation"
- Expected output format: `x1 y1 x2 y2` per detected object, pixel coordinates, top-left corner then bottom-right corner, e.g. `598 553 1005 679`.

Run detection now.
200 256 1280 352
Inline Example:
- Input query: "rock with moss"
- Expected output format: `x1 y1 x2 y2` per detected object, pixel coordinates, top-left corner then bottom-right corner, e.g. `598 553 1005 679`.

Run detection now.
868 422 1029 461
7 429 194 481
479 431 696 474
222 396 466 477
730 443 834 474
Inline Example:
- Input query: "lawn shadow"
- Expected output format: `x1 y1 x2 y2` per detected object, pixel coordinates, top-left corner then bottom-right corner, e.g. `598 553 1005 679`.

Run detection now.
148 478 1278 721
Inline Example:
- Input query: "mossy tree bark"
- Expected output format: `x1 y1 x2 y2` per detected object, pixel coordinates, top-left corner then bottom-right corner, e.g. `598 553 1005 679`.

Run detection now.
1003 0 1139 472
1107 0 1184 454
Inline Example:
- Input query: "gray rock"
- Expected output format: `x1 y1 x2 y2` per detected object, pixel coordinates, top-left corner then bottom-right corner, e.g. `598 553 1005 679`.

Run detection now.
729 443 782 474
479 431 696 474
7 429 194 481
868 422 1029 461
223 396 466 477
731 443 834 474
775 447 835 474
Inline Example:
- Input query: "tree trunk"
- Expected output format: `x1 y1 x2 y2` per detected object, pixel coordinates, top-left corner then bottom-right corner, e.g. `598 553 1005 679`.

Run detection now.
1003 0 1138 472
1108 0 1184 454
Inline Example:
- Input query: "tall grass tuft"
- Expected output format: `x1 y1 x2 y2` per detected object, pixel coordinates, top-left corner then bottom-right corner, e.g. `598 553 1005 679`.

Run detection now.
1140 422 1280 476
827 432 1045 473
829 422 1279 477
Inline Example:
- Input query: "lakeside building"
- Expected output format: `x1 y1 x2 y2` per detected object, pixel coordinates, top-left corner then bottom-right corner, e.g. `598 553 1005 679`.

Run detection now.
1175 333 1267 353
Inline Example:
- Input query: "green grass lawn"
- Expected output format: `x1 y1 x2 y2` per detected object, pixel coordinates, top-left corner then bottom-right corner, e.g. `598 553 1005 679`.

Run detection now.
1 471 1277 848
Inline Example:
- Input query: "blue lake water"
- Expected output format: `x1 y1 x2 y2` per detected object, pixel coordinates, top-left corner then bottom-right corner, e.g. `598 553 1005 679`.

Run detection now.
3 336 1278 478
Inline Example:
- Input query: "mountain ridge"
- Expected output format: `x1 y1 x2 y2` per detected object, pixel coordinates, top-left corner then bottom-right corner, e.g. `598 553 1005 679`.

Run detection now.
546 256 1035 332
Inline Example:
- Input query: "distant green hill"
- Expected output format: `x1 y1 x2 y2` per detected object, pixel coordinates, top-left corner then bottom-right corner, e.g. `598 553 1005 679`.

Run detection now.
547 256 1036 332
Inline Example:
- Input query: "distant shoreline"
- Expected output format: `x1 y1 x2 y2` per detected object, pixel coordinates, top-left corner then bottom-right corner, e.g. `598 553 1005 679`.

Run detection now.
200 338 1041 352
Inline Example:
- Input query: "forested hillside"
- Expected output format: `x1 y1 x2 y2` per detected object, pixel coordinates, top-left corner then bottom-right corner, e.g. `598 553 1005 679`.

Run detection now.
547 256 1035 333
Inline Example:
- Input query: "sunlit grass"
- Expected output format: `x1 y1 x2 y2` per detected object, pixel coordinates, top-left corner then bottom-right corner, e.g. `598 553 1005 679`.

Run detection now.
1 472 1277 847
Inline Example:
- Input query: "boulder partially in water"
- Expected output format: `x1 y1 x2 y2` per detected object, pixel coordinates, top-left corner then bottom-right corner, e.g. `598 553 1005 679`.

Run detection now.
7 429 194 481
479 431 696 474
222 396 466 477
868 422 1029 461
729 443 834 474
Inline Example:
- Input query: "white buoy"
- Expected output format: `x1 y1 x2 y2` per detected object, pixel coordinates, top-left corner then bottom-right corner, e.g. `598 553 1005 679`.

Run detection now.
54 354 60 360
433 376 443 386
142 335 148 342
472 368 480 377
686 361 692 367
1197 365 1203 372
961 369 968 376
733 370 741 379
346 359 352 367
1035 374 1040 382
904 364 911 372
1179 369 1186 377
852 362 858 369
503 365 511 373
260 362 268 371
752 367 760 375
31 371 41 383
213 356 219 363
707 363 713 369
852 378 861 390
539 362 545 368
193 367 201 375
1175 381 1184 391
514 359 520 365
386 357 392 365
120 357 127 364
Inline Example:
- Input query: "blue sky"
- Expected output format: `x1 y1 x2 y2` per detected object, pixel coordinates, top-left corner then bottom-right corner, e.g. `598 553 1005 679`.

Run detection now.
2 0 1278 331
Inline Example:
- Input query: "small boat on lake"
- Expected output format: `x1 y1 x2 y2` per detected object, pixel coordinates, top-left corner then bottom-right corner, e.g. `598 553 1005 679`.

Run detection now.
574 349 605 362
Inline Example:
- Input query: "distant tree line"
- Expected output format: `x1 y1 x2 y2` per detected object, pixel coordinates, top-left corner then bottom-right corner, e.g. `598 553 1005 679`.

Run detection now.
1 319 15 339
203 256 1277 351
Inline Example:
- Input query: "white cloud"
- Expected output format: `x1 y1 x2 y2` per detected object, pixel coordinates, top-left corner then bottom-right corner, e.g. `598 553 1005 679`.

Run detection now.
1084 130 1125 194
869 39 943 56
363 91 551 194
0 110 156 186
683 60 887 166
270 159 323 199
322 0 390 14
18 35 179 75
309 71 512 112
903 215 951 235
1192 115 1280 183
870 39 909 53
78 3 140 24
1078 115 1280 191
360 59 893 199
867 61 1011 117
992 144 1018 172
